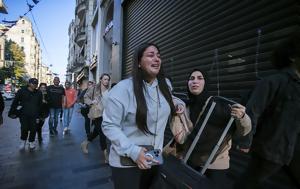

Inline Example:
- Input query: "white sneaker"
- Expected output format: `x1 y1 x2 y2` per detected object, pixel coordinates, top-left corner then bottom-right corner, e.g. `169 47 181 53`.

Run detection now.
63 127 68 134
19 141 26 150
81 140 89 154
104 149 109 164
29 142 35 149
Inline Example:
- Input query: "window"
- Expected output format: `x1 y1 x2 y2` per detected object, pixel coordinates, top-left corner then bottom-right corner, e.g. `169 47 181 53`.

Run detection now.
21 46 24 51
21 30 24 33
22 20 25 24
21 37 24 42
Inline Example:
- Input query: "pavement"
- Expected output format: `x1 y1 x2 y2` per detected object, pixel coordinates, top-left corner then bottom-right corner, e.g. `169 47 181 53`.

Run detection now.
0 101 113 189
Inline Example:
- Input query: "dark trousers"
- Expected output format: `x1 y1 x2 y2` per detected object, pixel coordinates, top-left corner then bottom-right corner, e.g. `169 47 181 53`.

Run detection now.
36 120 45 139
234 154 283 189
83 114 91 136
19 116 37 142
111 166 160 189
88 117 106 151
60 108 63 119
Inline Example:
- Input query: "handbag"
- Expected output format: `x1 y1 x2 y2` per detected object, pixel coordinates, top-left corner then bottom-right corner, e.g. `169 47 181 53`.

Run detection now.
87 87 102 119
170 111 193 144
8 105 22 119
88 103 101 119
80 104 90 115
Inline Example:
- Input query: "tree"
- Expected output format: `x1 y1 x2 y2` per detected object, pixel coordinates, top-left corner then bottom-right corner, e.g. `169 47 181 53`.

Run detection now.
3 39 27 86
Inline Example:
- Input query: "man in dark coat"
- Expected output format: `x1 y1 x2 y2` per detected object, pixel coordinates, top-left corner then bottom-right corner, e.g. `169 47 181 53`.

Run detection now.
9 78 42 150
235 32 300 188
0 91 4 126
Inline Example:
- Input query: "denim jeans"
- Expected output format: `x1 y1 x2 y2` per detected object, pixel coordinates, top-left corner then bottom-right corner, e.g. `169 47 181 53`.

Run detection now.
48 108 61 131
63 106 74 128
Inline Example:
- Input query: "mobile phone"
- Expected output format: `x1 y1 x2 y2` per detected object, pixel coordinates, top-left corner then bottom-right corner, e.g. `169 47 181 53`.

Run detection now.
145 149 163 165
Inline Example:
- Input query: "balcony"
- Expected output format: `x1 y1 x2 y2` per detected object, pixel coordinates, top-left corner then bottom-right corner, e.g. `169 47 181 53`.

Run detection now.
76 0 86 20
75 26 86 47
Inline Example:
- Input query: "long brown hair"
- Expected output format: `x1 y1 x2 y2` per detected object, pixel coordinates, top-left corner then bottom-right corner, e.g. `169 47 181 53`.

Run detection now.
97 73 110 97
132 42 176 135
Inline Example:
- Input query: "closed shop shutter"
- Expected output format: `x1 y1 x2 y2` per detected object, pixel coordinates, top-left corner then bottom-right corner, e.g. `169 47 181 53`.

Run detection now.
122 0 299 101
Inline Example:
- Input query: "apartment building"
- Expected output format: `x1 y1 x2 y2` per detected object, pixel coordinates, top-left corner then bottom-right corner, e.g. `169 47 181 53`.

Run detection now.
5 17 43 81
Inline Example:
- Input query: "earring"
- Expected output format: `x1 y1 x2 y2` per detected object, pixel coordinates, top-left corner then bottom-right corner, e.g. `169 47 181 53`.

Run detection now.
138 64 141 68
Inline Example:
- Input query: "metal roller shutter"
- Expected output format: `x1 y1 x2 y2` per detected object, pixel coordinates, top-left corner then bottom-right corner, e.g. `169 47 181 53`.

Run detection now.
122 0 299 101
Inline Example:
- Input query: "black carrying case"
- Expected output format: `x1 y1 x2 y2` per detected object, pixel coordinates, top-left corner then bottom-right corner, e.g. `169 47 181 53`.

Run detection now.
159 96 237 189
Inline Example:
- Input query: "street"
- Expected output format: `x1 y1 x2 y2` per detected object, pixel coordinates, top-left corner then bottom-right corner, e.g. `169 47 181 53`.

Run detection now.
0 101 113 189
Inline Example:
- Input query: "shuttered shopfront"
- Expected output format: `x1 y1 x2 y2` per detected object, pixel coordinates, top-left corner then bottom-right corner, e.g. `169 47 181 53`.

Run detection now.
122 0 299 100
122 1 300 188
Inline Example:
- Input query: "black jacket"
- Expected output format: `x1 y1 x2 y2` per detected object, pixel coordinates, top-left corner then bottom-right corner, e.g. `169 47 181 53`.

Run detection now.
247 68 300 165
9 87 43 118
0 93 4 114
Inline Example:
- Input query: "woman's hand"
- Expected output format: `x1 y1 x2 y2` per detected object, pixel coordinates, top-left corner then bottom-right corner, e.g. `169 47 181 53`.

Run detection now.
176 104 185 114
135 148 158 169
230 103 246 119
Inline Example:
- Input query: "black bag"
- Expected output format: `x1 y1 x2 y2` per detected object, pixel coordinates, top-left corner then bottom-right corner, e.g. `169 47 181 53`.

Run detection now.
8 105 22 119
160 96 237 189
80 105 90 115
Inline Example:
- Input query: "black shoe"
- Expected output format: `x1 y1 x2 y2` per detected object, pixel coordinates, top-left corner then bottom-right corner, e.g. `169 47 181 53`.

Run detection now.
54 129 58 135
50 129 54 136
38 136 43 143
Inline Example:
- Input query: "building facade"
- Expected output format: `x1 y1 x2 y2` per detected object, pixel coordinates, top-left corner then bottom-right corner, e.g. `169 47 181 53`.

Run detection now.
0 25 5 69
5 17 45 81
69 0 122 85
67 0 95 85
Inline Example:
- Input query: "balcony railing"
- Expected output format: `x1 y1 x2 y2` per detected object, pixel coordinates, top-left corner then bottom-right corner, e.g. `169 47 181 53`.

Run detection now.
75 26 86 47
76 0 86 20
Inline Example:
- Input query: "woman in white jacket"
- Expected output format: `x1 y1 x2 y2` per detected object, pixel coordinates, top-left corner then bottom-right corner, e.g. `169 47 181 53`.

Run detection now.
102 43 183 189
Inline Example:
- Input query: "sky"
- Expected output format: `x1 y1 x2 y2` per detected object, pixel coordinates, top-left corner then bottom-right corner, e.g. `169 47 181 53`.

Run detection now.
0 0 76 82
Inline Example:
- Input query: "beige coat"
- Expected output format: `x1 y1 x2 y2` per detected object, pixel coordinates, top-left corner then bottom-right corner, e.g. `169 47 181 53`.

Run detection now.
84 85 108 118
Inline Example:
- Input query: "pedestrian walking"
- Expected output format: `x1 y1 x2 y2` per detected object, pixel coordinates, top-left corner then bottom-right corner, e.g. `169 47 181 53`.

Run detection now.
59 84 64 122
101 43 183 189
47 77 65 136
62 81 77 134
8 78 42 150
0 91 4 126
80 74 110 163
36 83 49 143
78 81 94 137
234 32 300 189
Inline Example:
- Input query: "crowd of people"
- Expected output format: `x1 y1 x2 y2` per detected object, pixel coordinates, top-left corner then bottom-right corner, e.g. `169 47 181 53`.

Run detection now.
0 31 299 189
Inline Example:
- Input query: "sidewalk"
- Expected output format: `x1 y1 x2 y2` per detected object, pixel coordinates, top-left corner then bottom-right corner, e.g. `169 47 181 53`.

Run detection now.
0 102 113 189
